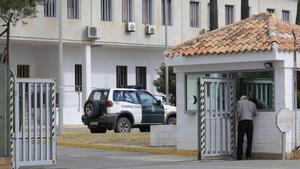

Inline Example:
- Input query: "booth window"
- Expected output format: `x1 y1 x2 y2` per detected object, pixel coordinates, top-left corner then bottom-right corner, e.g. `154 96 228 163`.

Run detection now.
235 72 274 110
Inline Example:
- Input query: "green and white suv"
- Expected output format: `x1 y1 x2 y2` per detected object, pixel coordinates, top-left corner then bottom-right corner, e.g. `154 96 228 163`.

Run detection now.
81 88 176 133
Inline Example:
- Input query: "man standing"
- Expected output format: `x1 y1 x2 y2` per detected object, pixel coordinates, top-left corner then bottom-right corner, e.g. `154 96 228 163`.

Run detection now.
236 95 257 160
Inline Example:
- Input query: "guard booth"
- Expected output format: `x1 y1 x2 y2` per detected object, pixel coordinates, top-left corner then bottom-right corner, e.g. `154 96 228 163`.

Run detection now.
10 72 57 169
166 13 300 159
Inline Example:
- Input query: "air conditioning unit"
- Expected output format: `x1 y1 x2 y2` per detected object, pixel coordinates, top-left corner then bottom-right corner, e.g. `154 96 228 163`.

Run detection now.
145 24 156 35
125 22 136 32
86 26 101 39
199 29 208 35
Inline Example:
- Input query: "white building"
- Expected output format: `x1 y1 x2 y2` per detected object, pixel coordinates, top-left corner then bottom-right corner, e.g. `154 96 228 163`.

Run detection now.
7 0 298 125
166 13 300 159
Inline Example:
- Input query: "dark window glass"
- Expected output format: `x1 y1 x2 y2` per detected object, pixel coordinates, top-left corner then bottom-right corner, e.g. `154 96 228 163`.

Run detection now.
67 0 80 19
116 66 127 88
142 0 153 24
162 0 172 25
225 5 234 25
101 0 113 21
75 64 82 91
136 67 147 89
267 8 275 14
17 65 30 78
44 0 56 17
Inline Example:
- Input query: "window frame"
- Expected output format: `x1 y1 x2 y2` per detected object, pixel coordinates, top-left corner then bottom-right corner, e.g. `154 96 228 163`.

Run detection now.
116 66 128 88
17 65 30 78
44 0 57 17
67 0 80 19
75 64 82 92
101 0 113 21
282 10 290 22
122 0 133 22
190 1 200 28
225 5 234 25
136 66 147 90
161 0 173 26
142 0 153 25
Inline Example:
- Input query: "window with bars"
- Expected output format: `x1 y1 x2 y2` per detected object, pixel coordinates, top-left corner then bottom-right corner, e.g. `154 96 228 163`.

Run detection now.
162 0 173 26
122 0 133 22
75 64 82 92
17 65 30 78
282 10 290 22
225 5 234 25
101 0 113 21
190 1 200 28
44 0 56 17
136 67 147 89
116 66 127 88
67 0 80 19
142 0 153 25
267 8 275 14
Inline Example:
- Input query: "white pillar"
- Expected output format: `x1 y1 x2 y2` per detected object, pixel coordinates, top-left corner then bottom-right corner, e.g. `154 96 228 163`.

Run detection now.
82 45 92 104
275 59 296 155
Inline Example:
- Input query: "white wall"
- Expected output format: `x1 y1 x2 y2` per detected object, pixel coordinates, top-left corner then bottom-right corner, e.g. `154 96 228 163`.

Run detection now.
10 43 163 125
173 53 299 154
5 0 298 47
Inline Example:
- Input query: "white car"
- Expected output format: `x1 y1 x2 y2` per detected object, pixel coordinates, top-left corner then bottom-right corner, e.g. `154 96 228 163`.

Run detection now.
81 88 176 133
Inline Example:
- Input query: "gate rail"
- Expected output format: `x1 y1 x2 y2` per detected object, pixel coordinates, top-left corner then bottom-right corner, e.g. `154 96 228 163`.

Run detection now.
12 78 56 169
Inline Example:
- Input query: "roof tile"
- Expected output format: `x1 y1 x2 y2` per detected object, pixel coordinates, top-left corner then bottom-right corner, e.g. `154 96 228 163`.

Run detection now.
167 13 300 58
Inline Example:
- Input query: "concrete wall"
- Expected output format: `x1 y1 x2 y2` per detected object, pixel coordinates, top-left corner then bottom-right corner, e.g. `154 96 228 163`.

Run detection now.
6 0 298 47
10 43 163 125
150 125 177 147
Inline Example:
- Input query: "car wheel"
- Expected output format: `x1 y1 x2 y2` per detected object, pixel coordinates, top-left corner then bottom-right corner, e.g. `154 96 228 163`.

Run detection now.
84 100 100 119
139 126 150 132
115 117 131 133
167 116 176 125
90 127 107 133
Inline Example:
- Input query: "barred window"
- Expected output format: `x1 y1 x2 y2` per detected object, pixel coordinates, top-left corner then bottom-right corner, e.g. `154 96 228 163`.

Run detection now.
44 0 56 17
267 8 275 14
190 1 200 28
225 5 234 25
17 65 30 78
116 66 127 88
122 0 133 22
142 0 153 25
67 0 80 19
282 10 290 22
162 0 173 25
75 64 82 92
136 67 147 89
101 0 113 21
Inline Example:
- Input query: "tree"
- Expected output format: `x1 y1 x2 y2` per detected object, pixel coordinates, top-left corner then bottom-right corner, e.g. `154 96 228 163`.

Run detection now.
241 0 249 20
210 0 218 31
296 0 300 25
0 0 44 23
153 63 176 105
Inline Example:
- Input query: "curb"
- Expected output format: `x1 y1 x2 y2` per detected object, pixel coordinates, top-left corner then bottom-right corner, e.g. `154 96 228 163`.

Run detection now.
57 141 197 157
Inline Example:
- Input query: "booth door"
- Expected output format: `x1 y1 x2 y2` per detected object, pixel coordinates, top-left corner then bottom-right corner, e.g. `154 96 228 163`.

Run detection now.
199 78 235 156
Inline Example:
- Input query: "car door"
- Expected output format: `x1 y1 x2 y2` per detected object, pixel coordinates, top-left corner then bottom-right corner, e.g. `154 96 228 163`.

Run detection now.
138 91 164 123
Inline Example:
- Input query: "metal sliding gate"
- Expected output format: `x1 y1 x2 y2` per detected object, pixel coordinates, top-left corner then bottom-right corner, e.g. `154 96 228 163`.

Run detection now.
199 78 235 156
11 77 56 169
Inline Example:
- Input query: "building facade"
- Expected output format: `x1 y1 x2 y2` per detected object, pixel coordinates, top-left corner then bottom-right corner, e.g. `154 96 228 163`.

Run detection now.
7 0 298 125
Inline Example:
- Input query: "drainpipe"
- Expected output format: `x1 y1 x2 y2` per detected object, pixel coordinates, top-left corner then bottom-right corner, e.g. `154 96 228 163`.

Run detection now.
58 0 64 135
164 0 169 105
292 31 298 149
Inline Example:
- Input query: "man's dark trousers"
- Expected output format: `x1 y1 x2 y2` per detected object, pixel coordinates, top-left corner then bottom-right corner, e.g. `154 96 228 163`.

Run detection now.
237 120 253 160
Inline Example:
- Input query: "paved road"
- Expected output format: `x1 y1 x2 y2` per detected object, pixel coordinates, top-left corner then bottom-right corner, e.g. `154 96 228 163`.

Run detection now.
21 146 300 169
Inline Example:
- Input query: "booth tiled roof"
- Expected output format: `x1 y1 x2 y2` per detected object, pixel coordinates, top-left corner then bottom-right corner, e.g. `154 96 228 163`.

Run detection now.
166 13 300 57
